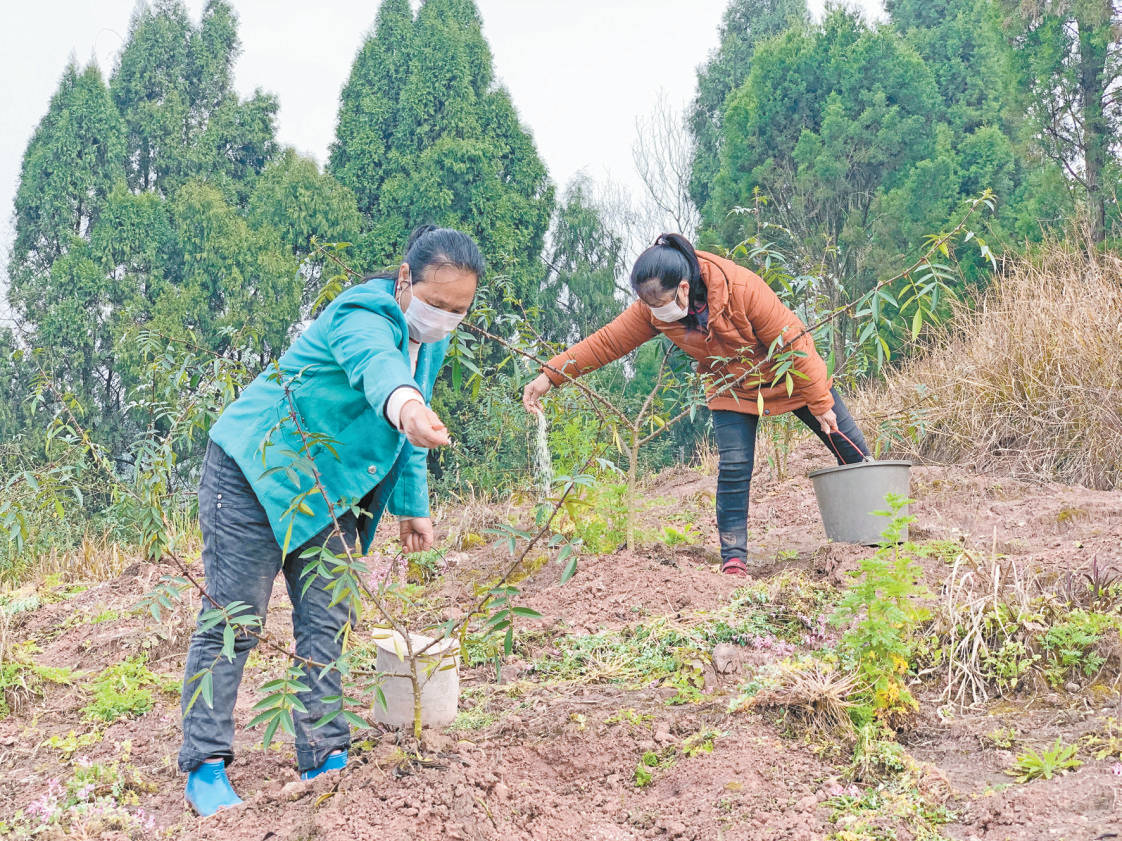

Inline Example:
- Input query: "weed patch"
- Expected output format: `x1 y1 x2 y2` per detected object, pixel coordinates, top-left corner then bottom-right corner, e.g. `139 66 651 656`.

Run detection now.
0 644 74 719
925 550 1122 704
825 774 953 840
529 620 703 689
43 729 101 760
81 657 177 724
1007 737 1081 782
745 660 858 740
11 743 158 837
1041 610 1116 685
633 728 719 788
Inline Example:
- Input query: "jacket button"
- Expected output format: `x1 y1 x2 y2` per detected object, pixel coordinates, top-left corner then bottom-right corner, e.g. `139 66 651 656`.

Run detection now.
368 466 378 475
763 409 770 415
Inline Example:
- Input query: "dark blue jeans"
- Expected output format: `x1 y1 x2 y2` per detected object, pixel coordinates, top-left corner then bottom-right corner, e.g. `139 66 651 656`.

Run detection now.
178 441 356 774
711 387 870 563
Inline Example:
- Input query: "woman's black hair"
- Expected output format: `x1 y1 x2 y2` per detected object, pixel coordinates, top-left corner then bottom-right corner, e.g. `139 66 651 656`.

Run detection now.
404 225 485 284
630 233 706 330
366 225 485 284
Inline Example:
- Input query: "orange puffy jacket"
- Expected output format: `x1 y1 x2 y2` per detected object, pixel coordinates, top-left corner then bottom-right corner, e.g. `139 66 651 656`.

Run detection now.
542 250 833 417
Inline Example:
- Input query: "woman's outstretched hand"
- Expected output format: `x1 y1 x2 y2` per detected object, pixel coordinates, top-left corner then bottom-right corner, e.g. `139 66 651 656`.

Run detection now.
399 401 452 448
399 517 434 553
522 373 552 415
813 408 840 435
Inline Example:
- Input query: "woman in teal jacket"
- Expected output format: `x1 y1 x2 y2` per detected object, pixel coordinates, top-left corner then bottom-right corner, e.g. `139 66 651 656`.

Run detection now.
179 226 483 815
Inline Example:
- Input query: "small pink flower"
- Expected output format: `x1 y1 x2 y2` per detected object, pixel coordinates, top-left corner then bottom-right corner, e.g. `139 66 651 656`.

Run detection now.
1112 762 1122 776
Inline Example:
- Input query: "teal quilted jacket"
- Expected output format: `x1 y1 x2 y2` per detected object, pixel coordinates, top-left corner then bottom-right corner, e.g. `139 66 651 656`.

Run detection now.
209 277 450 553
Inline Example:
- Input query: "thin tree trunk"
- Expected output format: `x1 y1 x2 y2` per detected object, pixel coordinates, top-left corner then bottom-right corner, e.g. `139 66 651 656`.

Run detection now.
627 430 639 551
1079 14 1109 244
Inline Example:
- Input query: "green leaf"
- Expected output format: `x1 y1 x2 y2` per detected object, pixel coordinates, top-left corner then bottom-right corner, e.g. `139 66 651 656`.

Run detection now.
560 555 578 584
248 709 280 729
263 714 282 749
221 624 236 661
312 710 341 729
343 711 370 729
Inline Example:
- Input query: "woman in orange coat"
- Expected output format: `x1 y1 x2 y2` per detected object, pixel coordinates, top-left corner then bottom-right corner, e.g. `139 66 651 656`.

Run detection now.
523 234 870 576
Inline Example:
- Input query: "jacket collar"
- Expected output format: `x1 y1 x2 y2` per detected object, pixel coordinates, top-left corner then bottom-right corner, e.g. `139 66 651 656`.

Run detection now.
366 275 436 364
697 251 733 330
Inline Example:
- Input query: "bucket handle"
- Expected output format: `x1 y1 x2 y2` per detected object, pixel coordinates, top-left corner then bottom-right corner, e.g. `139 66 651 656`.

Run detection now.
825 427 874 464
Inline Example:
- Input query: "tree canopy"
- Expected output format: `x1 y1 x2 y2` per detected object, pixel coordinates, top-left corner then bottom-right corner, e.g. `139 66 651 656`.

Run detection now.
329 0 554 303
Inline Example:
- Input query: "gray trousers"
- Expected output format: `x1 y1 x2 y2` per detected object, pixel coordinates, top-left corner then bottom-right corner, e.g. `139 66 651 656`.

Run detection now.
178 441 356 773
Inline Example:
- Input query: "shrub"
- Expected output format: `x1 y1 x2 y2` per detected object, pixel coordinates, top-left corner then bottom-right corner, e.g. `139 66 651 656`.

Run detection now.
856 243 1122 489
834 495 932 725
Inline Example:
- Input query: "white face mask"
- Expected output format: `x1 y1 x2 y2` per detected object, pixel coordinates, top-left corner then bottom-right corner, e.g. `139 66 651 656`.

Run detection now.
649 300 688 322
646 280 690 322
649 291 689 322
404 294 466 343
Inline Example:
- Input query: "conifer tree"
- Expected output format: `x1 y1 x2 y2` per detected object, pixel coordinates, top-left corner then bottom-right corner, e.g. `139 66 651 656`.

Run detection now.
110 0 278 202
11 62 125 278
689 0 809 211
998 0 1122 242
329 0 553 300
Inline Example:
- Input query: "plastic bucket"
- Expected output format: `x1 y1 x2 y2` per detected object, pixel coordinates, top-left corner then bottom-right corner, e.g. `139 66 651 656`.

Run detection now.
807 460 912 545
372 630 460 729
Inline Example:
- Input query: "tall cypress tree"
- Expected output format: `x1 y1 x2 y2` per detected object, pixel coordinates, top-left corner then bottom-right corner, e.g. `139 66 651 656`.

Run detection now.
329 0 554 299
10 62 125 279
329 0 415 224
708 9 943 366
8 60 128 439
539 175 625 345
110 0 278 202
689 0 809 212
6 1 354 462
997 0 1122 243
885 0 1068 245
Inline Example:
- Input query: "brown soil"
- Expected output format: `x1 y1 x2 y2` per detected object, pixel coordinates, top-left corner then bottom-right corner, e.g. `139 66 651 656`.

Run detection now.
1 439 1120 840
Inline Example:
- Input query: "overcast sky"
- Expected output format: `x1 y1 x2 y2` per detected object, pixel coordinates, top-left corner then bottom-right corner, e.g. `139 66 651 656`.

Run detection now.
0 0 884 285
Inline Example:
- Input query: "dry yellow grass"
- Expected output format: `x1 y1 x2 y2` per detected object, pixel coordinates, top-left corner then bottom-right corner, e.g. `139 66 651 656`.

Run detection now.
748 661 858 739
855 243 1122 489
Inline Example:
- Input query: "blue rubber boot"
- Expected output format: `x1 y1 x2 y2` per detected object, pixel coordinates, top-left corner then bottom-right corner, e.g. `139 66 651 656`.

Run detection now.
301 749 347 780
184 758 243 816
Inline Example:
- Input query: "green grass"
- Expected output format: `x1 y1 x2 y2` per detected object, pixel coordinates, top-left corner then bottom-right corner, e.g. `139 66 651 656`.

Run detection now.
1042 610 1117 686
522 572 836 695
81 657 178 724
527 619 704 687
0 645 75 719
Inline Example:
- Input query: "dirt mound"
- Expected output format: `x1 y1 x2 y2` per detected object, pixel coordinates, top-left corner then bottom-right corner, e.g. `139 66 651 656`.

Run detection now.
1 440 1120 839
